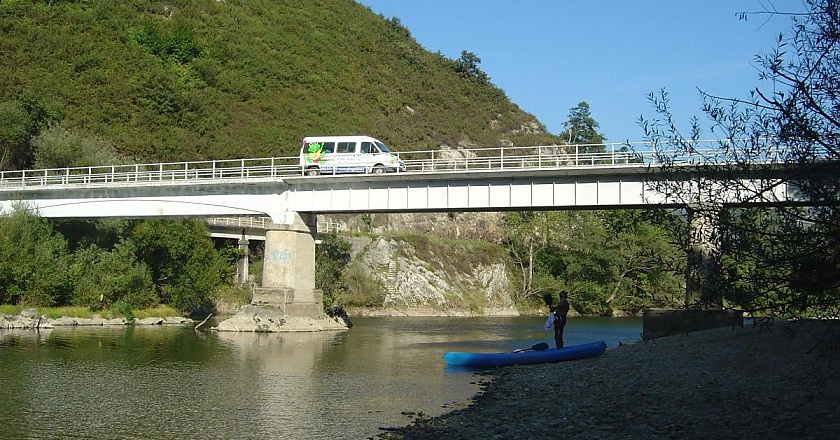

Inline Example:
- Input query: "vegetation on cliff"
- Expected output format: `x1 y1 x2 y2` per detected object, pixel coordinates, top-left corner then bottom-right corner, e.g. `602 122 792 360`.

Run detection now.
314 215 686 317
0 0 558 169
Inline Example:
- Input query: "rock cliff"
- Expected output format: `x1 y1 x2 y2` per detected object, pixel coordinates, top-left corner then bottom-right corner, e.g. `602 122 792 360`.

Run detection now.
343 235 518 316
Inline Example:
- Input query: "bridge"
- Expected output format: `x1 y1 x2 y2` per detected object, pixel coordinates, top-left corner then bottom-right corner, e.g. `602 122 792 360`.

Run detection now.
0 141 805 317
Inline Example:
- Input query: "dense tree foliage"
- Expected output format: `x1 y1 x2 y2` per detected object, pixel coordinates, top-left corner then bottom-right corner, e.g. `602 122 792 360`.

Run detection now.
69 241 156 311
129 219 229 314
314 233 352 312
0 209 71 306
0 96 61 170
0 212 230 316
454 50 490 85
502 211 568 303
33 124 124 169
502 209 685 315
641 0 840 318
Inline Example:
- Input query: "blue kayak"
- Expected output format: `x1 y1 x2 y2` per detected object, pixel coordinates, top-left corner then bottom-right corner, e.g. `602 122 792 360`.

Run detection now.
443 340 607 367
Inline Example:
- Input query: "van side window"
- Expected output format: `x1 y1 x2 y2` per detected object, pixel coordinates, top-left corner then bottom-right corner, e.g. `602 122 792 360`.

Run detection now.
361 142 377 154
321 142 335 154
337 142 356 153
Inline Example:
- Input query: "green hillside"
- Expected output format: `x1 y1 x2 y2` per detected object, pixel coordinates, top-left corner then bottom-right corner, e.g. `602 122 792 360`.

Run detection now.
0 0 559 167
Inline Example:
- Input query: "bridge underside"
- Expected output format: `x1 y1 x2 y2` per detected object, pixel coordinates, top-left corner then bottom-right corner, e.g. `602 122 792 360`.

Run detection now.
285 169 660 213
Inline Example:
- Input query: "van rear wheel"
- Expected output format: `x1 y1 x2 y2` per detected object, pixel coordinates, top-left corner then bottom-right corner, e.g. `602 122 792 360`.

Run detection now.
372 165 386 174
305 167 321 176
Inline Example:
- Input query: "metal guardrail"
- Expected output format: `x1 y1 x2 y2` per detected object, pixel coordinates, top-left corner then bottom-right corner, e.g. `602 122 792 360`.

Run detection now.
0 140 790 190
205 217 271 229
205 217 345 233
397 144 642 173
0 157 301 189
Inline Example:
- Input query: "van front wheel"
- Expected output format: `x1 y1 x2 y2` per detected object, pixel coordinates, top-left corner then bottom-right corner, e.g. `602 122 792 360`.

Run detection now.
372 165 386 174
305 167 321 176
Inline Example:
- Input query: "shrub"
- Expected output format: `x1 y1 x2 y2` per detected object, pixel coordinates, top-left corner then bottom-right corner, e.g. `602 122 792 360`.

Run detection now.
339 262 386 308
69 242 156 310
0 209 71 307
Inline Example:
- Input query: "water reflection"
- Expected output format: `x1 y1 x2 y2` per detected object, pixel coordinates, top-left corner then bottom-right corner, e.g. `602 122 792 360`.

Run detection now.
0 326 268 440
215 331 353 436
0 316 641 439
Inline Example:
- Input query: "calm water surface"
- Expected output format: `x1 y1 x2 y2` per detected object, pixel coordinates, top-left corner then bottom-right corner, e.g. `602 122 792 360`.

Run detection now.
0 316 640 439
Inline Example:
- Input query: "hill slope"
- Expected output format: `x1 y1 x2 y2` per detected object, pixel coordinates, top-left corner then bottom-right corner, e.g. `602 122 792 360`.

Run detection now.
0 0 558 164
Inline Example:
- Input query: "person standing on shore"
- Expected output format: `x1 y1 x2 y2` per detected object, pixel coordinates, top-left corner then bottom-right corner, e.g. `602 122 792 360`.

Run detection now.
551 291 570 348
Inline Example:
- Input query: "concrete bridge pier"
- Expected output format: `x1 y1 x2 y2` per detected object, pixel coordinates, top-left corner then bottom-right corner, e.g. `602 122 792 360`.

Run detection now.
641 206 742 340
253 212 324 319
685 204 723 309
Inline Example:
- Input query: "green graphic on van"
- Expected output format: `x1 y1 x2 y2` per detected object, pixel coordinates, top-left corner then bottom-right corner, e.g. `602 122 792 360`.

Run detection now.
305 142 323 163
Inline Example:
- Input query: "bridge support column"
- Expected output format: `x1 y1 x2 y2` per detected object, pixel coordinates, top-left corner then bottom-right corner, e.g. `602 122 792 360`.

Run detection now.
253 212 324 319
641 206 743 340
685 205 723 309
236 232 249 285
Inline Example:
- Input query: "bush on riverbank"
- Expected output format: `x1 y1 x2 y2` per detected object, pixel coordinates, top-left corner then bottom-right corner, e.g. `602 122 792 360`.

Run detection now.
210 285 253 315
0 213 234 316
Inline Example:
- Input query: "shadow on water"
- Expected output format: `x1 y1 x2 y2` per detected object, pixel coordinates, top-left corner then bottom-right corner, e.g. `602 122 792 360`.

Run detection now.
0 315 641 439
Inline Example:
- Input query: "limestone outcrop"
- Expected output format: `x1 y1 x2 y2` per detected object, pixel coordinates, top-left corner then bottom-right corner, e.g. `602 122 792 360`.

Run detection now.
343 236 517 315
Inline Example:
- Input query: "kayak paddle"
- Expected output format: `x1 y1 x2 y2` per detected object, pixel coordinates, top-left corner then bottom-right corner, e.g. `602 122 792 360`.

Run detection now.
543 293 554 309
513 342 550 353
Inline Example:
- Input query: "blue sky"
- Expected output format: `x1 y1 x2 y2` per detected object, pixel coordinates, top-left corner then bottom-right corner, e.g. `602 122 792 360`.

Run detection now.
356 1 803 144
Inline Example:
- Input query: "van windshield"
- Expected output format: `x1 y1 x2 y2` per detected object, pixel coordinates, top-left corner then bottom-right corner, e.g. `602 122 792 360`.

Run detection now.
375 141 392 153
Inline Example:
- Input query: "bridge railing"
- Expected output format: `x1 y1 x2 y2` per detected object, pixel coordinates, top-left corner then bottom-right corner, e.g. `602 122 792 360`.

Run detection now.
205 216 345 235
205 217 271 229
394 139 796 171
0 156 300 188
397 143 649 172
0 139 791 189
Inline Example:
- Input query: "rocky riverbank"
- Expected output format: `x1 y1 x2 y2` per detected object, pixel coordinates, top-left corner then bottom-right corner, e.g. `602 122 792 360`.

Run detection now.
212 305 350 332
0 309 192 329
1 305 351 333
376 319 840 439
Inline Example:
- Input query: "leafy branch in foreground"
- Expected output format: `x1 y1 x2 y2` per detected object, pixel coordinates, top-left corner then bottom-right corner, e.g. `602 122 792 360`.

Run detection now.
640 0 840 318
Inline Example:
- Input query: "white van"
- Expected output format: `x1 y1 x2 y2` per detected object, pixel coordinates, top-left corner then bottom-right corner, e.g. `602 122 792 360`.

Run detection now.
300 135 406 176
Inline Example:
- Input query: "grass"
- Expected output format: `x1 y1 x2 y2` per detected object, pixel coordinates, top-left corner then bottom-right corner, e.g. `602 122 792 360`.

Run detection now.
132 305 182 319
0 304 183 319
0 304 22 315
211 285 253 312
40 306 96 319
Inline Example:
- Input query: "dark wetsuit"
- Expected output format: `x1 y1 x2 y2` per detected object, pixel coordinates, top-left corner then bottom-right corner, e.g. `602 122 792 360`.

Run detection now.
553 297 570 348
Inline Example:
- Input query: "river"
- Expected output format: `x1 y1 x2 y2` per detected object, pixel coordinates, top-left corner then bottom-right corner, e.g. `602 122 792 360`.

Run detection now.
0 316 641 439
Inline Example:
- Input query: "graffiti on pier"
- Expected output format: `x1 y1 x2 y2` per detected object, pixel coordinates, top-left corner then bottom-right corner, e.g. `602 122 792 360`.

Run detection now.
270 248 295 266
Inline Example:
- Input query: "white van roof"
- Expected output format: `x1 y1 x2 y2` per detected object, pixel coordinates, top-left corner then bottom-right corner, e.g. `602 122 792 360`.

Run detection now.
302 135 382 143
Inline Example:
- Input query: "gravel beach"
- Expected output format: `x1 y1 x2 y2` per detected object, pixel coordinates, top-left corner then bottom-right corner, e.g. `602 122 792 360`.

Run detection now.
376 319 840 439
